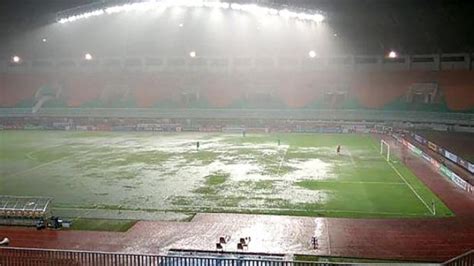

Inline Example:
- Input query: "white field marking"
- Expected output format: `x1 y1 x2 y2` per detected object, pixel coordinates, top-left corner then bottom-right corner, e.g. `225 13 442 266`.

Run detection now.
25 144 66 161
325 218 331 255
25 151 36 161
10 139 130 177
10 154 75 177
370 138 434 214
276 145 289 176
70 206 98 223
53 206 431 217
386 161 433 214
304 180 405 185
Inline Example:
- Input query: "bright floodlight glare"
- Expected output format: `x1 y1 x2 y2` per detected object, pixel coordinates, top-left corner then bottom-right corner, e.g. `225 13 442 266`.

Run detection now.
84 53 93 60
41 38 47 43
308 50 317 58
220 2 230 9
189 51 196 58
314 14 325 23
179 23 184 27
388 51 398 58
58 2 325 24
12 55 21 63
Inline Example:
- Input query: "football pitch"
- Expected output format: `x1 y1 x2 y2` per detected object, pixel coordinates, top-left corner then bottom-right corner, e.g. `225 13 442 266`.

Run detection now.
0 130 453 221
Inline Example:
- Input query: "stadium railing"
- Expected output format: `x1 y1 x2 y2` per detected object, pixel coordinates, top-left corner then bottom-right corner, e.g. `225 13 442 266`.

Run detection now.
1 108 473 125
0 247 440 266
442 250 473 266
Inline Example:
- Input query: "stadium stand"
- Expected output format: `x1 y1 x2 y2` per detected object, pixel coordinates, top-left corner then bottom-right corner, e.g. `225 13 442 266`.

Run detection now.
1 70 474 112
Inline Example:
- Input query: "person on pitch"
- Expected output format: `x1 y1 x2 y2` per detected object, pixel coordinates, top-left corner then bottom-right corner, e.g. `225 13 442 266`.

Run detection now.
336 145 341 155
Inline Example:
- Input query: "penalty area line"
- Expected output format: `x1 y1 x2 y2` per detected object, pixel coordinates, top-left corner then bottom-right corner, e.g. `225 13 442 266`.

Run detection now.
370 137 434 215
24 143 68 161
386 161 434 215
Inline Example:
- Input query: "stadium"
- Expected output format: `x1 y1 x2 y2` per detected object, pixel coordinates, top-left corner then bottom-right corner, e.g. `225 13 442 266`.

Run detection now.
0 0 473 265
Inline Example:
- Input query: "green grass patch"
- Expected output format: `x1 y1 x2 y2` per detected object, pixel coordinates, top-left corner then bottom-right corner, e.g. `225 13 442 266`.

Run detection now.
193 186 217 195
67 218 136 232
169 196 195 206
193 172 229 195
205 172 229 186
254 180 274 190
182 151 218 164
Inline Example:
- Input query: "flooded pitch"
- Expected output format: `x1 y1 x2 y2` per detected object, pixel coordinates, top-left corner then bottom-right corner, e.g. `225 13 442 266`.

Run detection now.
0 131 452 220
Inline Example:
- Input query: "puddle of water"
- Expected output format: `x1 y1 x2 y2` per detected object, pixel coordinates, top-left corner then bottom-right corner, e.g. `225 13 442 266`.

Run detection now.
283 159 332 181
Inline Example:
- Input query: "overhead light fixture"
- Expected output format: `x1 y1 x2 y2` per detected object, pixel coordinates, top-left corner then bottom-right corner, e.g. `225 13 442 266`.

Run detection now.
84 53 93 60
12 55 21 63
57 2 325 24
313 14 324 23
388 51 397 58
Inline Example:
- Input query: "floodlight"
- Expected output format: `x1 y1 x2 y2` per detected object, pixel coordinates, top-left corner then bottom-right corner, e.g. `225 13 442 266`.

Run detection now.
220 2 230 9
297 14 307 20
57 2 326 25
84 53 93 60
314 14 325 23
278 9 291 19
268 8 278 16
12 55 21 63
230 3 242 10
308 50 317 58
189 51 196 58
388 51 397 58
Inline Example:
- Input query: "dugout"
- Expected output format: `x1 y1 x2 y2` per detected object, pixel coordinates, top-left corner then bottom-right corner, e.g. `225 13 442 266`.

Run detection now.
0 195 52 226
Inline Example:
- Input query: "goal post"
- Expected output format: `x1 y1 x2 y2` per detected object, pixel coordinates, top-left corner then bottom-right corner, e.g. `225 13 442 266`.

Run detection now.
380 140 390 161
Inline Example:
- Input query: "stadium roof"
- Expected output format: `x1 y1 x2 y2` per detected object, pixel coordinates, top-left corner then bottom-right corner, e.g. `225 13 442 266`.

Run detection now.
0 0 473 55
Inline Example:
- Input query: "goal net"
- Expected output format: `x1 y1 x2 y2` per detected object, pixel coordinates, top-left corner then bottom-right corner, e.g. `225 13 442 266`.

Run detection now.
380 140 390 161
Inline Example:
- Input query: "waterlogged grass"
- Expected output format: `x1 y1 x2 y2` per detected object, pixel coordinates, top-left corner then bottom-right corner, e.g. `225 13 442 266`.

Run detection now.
254 180 274 190
68 218 136 232
296 180 425 215
0 130 453 220
170 196 195 206
193 172 229 194
184 151 218 165
193 186 217 195
205 172 229 186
